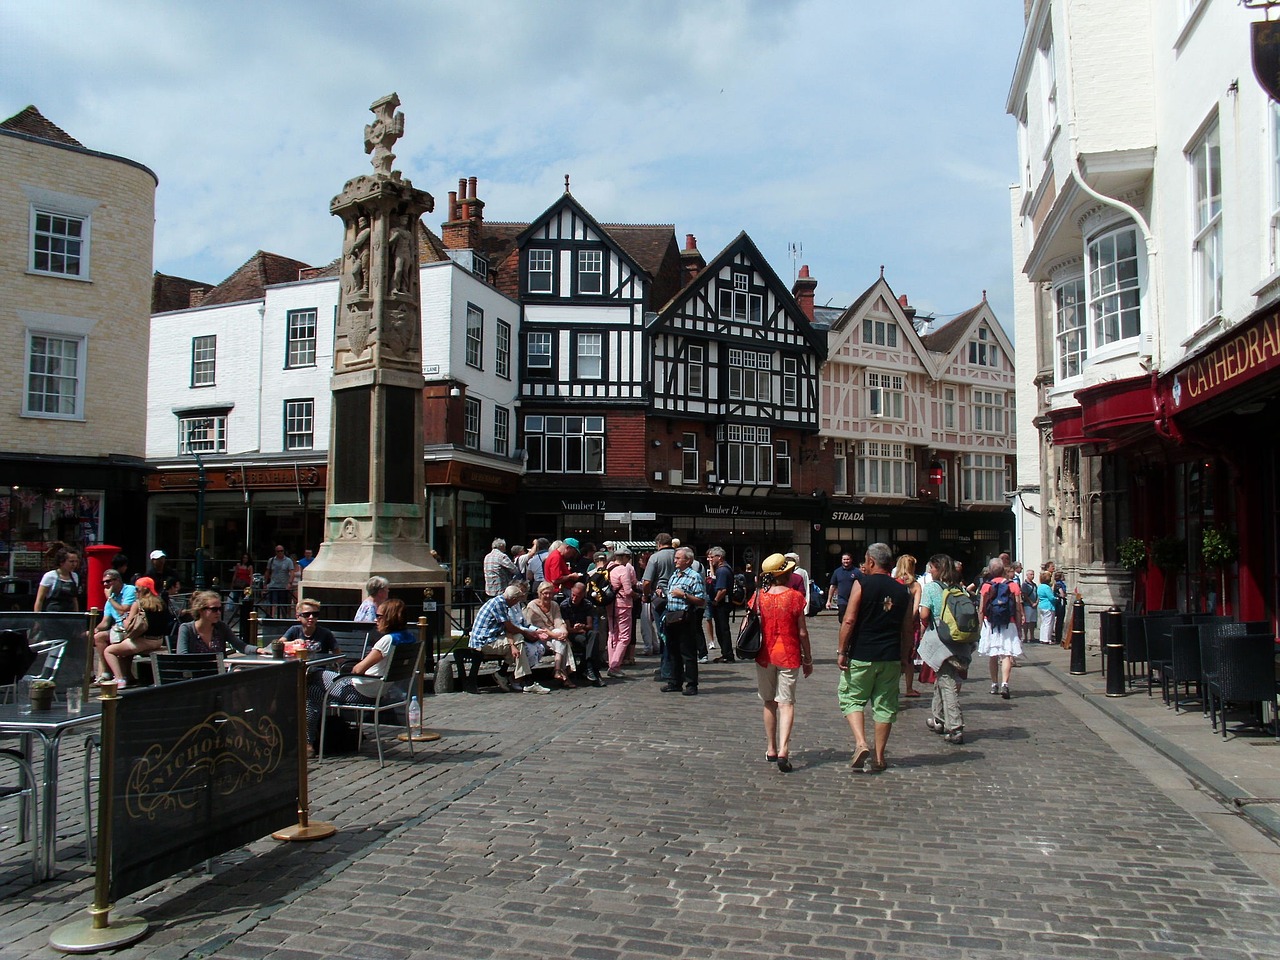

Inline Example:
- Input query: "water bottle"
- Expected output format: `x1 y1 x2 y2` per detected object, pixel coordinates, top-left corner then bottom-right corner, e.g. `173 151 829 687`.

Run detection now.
407 695 421 731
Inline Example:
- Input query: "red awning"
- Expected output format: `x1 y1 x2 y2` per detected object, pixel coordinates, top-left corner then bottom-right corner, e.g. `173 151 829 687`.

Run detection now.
1075 374 1156 441
1048 406 1088 446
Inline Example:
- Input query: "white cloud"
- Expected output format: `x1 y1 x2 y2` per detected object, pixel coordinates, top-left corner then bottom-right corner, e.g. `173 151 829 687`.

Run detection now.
2 0 1026 330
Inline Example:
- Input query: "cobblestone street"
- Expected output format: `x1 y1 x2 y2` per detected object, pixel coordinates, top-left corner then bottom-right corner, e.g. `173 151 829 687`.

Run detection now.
4 616 1280 959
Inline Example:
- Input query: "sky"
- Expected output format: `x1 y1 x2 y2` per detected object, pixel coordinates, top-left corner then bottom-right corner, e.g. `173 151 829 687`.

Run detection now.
3 1 1028 333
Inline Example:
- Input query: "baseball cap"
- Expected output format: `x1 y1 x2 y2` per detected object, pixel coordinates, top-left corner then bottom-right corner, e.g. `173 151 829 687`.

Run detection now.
149 549 166 560
564 537 581 550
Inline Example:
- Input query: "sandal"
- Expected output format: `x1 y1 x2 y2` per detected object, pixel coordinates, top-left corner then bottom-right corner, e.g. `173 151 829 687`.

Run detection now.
776 756 793 773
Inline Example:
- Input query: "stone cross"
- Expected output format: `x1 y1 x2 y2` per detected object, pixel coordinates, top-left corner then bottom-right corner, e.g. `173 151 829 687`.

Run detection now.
364 93 404 177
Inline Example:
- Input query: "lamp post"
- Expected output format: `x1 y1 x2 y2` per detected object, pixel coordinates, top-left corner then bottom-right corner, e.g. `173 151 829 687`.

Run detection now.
190 418 212 590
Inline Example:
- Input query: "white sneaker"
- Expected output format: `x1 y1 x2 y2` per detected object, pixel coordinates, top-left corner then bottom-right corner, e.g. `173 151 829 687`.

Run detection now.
523 681 551 694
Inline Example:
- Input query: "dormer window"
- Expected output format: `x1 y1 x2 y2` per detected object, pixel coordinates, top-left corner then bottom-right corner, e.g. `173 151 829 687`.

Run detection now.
577 248 602 295
968 327 997 367
862 317 897 347
528 249 553 293
472 254 489 281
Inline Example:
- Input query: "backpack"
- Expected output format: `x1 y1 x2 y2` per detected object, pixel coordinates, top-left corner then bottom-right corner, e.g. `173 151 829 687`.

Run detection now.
939 587 980 643
984 579 1015 629
588 570 616 607
806 580 825 617
730 573 747 607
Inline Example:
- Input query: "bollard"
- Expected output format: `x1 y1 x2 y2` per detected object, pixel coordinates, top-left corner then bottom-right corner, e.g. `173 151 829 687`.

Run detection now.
1102 607 1126 696
1069 598 1087 675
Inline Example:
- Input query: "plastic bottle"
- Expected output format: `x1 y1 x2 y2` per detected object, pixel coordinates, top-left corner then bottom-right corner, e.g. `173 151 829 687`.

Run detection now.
407 695 421 731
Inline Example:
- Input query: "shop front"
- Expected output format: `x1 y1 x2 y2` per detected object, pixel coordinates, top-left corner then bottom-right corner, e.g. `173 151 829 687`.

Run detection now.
146 462 327 589
0 455 146 596
818 501 1013 587
517 488 823 575
425 458 520 590
1154 304 1280 624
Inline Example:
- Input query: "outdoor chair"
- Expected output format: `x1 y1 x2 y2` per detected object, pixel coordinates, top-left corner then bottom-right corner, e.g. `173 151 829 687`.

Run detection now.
1158 624 1203 712
154 652 222 685
0 629 35 704
1203 632 1279 740
318 640 425 768
1142 614 1186 697
1200 622 1249 720
1121 614 1146 689
0 745 39 881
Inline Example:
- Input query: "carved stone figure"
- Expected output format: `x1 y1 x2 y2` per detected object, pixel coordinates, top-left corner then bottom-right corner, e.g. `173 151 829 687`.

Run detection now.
364 93 404 177
387 212 414 294
343 214 371 296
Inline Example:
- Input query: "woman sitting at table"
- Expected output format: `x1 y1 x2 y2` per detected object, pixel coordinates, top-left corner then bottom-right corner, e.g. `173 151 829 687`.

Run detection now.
175 590 253 656
103 577 172 687
305 598 406 758
525 581 576 687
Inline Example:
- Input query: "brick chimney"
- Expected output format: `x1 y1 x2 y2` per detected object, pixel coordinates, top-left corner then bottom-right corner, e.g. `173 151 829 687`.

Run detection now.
680 233 705 287
897 292 916 323
442 175 485 250
791 264 816 323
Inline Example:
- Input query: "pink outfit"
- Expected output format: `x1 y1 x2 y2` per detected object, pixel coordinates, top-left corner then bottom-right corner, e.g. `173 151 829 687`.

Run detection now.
607 561 638 671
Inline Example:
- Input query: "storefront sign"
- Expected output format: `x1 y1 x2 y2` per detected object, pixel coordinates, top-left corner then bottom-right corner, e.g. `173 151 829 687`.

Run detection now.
1172 308 1280 410
702 503 783 519
562 499 607 511
829 509 866 522
149 465 324 492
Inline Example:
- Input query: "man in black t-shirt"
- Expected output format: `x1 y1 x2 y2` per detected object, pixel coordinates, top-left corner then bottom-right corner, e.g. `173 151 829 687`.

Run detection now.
836 543 913 775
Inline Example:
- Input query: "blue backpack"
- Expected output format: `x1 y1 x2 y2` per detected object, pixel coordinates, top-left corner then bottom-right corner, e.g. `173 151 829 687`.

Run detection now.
985 579 1015 629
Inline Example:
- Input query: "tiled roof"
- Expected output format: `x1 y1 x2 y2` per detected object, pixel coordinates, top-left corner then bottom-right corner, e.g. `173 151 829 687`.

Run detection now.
603 224 682 305
0 105 81 146
151 272 215 314
919 302 983 354
200 251 313 306
418 222 450 263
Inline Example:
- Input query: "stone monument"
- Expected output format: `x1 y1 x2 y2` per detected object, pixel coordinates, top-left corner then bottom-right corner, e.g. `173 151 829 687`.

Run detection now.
300 93 448 610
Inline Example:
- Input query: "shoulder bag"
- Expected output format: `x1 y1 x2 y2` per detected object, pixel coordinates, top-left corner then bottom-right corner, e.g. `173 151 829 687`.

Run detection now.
734 589 764 659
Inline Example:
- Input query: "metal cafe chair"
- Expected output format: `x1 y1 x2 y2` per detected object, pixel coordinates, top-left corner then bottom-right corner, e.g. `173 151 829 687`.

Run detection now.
319 640 426 768
0 746 39 881
1159 624 1203 712
1203 632 1280 741
153 652 222 685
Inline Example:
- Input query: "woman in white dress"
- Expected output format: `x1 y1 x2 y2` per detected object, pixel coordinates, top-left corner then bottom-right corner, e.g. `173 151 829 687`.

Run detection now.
976 557 1023 700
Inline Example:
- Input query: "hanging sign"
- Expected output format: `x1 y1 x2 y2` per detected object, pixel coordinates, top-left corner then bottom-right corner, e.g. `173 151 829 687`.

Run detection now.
1252 20 1280 101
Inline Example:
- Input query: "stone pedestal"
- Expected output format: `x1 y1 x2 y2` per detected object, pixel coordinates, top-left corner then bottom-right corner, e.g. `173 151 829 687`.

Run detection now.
301 94 448 611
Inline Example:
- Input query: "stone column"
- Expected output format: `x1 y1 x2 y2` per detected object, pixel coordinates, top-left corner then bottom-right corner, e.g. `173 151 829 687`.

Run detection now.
301 94 448 610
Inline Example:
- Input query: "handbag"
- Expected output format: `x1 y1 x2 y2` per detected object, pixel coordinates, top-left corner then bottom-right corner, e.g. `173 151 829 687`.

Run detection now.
662 605 692 629
734 590 763 659
120 608 149 642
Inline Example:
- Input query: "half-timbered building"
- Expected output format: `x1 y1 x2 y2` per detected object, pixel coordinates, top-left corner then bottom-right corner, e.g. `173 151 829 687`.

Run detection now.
818 273 1015 576
646 232 828 565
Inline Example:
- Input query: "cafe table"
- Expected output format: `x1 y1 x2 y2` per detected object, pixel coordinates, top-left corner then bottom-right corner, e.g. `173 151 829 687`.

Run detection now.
0 697 102 880
224 653 344 670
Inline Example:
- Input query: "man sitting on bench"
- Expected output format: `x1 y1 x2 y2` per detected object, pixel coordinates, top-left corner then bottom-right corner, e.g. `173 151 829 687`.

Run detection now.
468 583 552 694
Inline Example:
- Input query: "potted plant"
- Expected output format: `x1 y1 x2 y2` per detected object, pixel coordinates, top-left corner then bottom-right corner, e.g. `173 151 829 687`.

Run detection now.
1201 526 1237 616
1201 526 1237 568
28 678 56 712
1151 536 1186 573
1118 537 1146 571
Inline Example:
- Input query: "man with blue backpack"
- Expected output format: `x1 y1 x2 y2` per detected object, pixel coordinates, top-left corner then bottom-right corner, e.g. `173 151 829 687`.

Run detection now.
976 557 1024 699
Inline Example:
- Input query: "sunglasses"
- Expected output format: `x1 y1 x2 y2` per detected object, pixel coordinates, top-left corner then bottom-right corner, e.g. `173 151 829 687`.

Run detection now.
299 611 318 618
207 606 223 612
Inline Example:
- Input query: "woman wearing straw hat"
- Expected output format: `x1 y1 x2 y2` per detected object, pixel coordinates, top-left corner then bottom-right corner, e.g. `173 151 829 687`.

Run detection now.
752 553 813 772
606 545 638 677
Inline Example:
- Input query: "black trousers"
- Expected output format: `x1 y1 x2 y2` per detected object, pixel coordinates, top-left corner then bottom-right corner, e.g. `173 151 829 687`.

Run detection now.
667 615 701 689
712 602 734 660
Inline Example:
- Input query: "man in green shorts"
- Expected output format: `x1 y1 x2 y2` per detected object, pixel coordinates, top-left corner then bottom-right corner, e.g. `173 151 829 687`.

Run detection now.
836 542 914 774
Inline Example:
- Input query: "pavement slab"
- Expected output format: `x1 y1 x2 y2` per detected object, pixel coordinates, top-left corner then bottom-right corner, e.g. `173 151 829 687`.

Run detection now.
3 617 1280 958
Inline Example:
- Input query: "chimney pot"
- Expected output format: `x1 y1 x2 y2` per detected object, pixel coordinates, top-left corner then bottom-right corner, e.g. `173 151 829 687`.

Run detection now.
685 233 696 251
468 176 478 201
899 294 909 308
799 265 810 279
448 191 458 221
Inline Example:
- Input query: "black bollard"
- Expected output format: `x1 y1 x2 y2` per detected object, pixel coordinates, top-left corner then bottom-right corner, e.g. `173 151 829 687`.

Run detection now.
1102 607 1126 696
1069 597 1087 675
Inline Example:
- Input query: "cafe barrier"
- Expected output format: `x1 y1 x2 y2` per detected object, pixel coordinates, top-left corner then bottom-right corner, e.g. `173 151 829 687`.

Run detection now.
1102 607 1126 697
51 664 308 952
399 616 440 744
1069 598 1087 675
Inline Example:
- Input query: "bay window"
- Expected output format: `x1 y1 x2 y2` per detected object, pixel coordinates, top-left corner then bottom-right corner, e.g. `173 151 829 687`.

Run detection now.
1088 226 1141 346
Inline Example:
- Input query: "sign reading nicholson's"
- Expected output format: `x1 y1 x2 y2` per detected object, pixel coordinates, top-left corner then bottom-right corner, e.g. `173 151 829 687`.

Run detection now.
109 666 299 901
1172 308 1280 411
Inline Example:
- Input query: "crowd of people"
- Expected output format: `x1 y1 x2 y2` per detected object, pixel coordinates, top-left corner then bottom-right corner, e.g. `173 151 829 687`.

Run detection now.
476 535 1069 776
